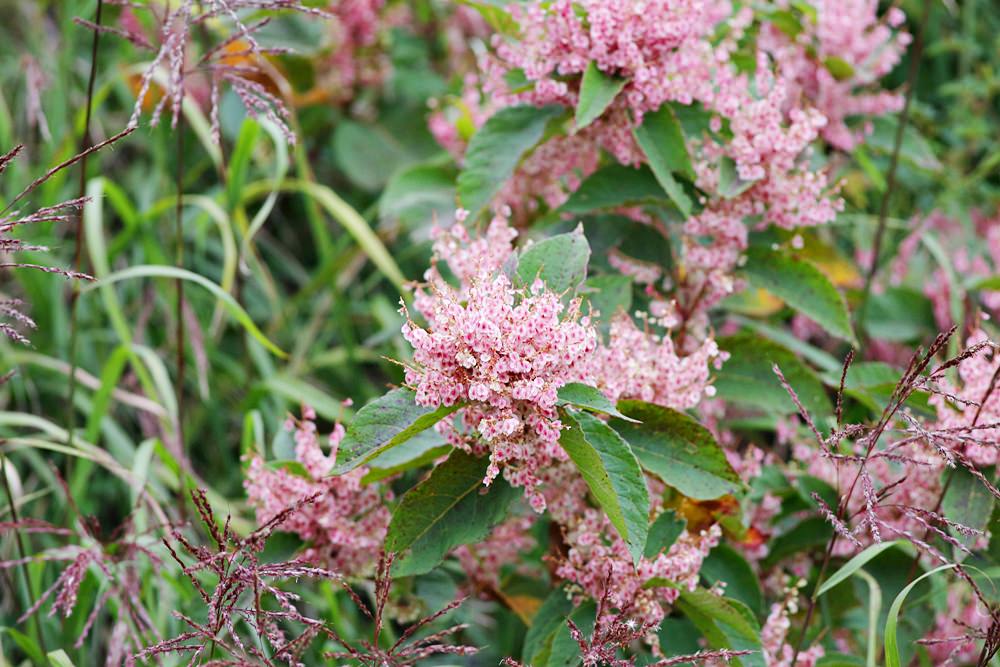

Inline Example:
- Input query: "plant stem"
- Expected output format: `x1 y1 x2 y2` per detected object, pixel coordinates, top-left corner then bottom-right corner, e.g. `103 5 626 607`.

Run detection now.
175 117 187 450
856 0 932 350
66 0 105 449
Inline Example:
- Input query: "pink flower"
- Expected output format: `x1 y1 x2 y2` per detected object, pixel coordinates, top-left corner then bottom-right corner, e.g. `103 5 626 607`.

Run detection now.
243 407 391 576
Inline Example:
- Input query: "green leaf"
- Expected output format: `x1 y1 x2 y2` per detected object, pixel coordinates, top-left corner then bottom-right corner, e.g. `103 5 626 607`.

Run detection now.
557 383 638 422
523 587 576 666
227 119 261 210
84 265 286 358
362 430 451 484
742 246 855 343
941 466 996 553
715 335 832 419
559 410 649 563
388 449 521 576
457 104 564 218
869 117 941 172
718 156 758 198
560 164 669 214
644 509 686 558
817 540 908 597
515 227 591 295
47 650 76 667
884 564 956 667
764 516 833 566
334 120 415 191
675 589 765 667
823 56 856 81
632 104 694 215
701 544 765 617
575 62 628 130
581 274 632 323
611 401 741 500
379 163 455 229
858 286 936 343
333 388 461 473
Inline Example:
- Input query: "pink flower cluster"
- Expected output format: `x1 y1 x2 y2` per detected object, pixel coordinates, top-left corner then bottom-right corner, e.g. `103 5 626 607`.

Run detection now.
592 313 723 410
243 406 391 575
403 216 597 511
402 212 720 512
759 582 825 667
760 0 910 150
922 589 992 665
542 464 721 628
446 0 852 327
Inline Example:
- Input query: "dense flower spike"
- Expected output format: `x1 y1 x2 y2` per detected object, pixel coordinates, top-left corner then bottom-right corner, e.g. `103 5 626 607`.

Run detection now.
244 406 391 575
403 225 597 509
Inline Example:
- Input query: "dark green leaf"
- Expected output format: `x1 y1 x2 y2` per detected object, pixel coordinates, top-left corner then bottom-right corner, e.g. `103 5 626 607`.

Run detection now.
633 104 694 215
764 516 833 566
561 164 669 214
388 449 521 576
523 587 576 666
743 246 854 342
941 466 996 553
457 104 564 218
559 410 649 563
612 400 741 500
701 544 764 618
715 335 832 419
334 388 461 473
575 62 627 130
858 286 936 343
334 121 415 191
644 509 686 559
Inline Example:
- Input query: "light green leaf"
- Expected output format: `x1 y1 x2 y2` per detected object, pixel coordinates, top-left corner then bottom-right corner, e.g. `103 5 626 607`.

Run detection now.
884 564 956 667
388 449 521 576
824 56 855 81
333 388 462 473
632 104 694 215
559 410 649 563
611 401 741 500
379 163 455 229
84 265 285 358
557 383 638 422
676 589 765 667
718 156 758 199
457 104 564 218
742 246 855 343
575 62 627 130
817 540 908 597
47 649 76 667
515 227 591 295
362 430 451 484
